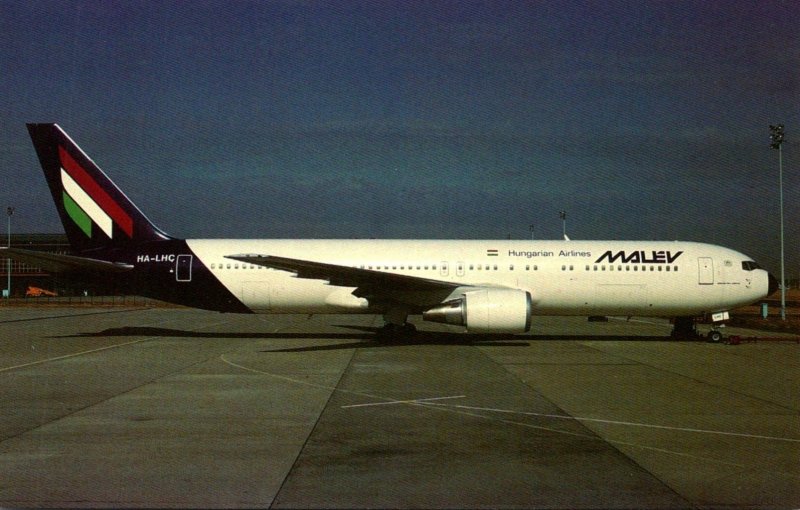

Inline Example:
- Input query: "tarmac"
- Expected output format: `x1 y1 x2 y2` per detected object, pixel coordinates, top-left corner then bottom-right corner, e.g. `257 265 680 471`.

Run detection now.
0 307 797 509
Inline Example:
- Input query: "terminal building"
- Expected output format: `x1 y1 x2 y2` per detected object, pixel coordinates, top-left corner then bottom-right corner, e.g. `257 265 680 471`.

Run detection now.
2 233 158 304
1 234 84 297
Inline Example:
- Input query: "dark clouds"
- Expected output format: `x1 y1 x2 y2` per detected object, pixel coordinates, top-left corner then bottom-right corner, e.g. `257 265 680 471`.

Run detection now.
1 0 797 274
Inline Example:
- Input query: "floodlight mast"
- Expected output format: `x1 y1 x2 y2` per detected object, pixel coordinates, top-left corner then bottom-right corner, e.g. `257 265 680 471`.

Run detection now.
769 124 786 321
6 207 13 300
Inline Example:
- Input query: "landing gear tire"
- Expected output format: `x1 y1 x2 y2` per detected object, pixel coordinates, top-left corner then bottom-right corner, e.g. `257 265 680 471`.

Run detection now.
707 330 723 343
376 322 417 340
400 323 417 334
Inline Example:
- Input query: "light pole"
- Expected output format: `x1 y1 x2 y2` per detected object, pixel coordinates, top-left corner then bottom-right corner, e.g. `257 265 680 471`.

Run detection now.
6 207 13 299
529 224 535 240
769 124 786 320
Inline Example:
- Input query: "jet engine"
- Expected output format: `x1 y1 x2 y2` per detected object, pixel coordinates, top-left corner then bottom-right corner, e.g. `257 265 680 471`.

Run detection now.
422 288 532 333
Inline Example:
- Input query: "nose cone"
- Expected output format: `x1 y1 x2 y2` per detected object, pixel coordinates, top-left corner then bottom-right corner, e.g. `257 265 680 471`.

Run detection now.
767 273 779 296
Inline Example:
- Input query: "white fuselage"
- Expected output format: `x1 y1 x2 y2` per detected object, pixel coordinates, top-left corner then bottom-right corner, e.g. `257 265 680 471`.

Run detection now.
186 239 770 317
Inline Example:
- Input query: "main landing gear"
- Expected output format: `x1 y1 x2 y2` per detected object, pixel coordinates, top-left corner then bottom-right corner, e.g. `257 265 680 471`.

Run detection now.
671 316 726 342
377 307 418 339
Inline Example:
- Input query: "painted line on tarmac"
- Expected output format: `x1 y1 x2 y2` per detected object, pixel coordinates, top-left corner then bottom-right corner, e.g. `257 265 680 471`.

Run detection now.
218 355 755 468
0 337 156 373
220 354 396 405
412 400 798 471
341 395 466 409
415 400 750 469
0 308 147 324
423 402 800 443
0 315 235 374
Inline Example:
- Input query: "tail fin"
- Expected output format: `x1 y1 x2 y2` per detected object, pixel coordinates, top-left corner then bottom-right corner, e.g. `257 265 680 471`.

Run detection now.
27 123 172 254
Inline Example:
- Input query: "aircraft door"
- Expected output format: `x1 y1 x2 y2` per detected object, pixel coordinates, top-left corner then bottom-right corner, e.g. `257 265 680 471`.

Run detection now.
698 257 714 285
176 255 193 282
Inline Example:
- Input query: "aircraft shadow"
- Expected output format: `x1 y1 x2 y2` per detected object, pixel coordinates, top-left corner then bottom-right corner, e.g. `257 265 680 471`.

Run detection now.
54 325 529 349
54 324 675 352
56 326 375 341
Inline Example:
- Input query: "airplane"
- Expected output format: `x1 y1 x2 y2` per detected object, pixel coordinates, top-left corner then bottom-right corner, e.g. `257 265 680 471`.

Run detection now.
2 124 778 341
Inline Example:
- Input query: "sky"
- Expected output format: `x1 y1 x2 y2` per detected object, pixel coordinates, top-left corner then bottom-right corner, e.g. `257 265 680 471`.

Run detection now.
1 0 798 275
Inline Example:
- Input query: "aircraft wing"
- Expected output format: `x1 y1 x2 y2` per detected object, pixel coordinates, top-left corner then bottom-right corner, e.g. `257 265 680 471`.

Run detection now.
0 247 134 273
225 253 462 307
226 254 457 291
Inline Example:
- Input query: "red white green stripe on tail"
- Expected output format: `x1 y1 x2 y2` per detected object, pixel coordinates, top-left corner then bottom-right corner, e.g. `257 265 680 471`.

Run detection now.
59 145 133 239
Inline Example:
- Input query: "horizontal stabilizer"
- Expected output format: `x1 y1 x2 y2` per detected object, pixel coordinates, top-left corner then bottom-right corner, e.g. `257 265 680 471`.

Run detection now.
1 247 133 274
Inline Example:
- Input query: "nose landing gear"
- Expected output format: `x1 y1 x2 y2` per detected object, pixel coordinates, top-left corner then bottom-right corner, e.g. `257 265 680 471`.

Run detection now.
706 329 724 343
671 315 727 342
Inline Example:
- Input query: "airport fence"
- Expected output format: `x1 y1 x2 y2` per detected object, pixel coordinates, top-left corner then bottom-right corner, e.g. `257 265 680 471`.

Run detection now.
0 295 182 308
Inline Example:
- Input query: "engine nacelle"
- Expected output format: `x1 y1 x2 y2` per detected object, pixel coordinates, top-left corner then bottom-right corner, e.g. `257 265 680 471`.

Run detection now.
423 288 532 333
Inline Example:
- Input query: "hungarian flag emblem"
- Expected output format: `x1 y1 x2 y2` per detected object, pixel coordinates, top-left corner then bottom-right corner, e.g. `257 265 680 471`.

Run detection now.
59 146 133 239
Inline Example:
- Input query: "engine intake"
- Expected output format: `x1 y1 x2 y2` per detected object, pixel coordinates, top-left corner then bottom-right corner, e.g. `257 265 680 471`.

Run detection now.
423 288 532 333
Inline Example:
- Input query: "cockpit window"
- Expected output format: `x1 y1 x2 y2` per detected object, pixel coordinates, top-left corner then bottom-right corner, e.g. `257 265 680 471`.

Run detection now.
742 261 762 271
